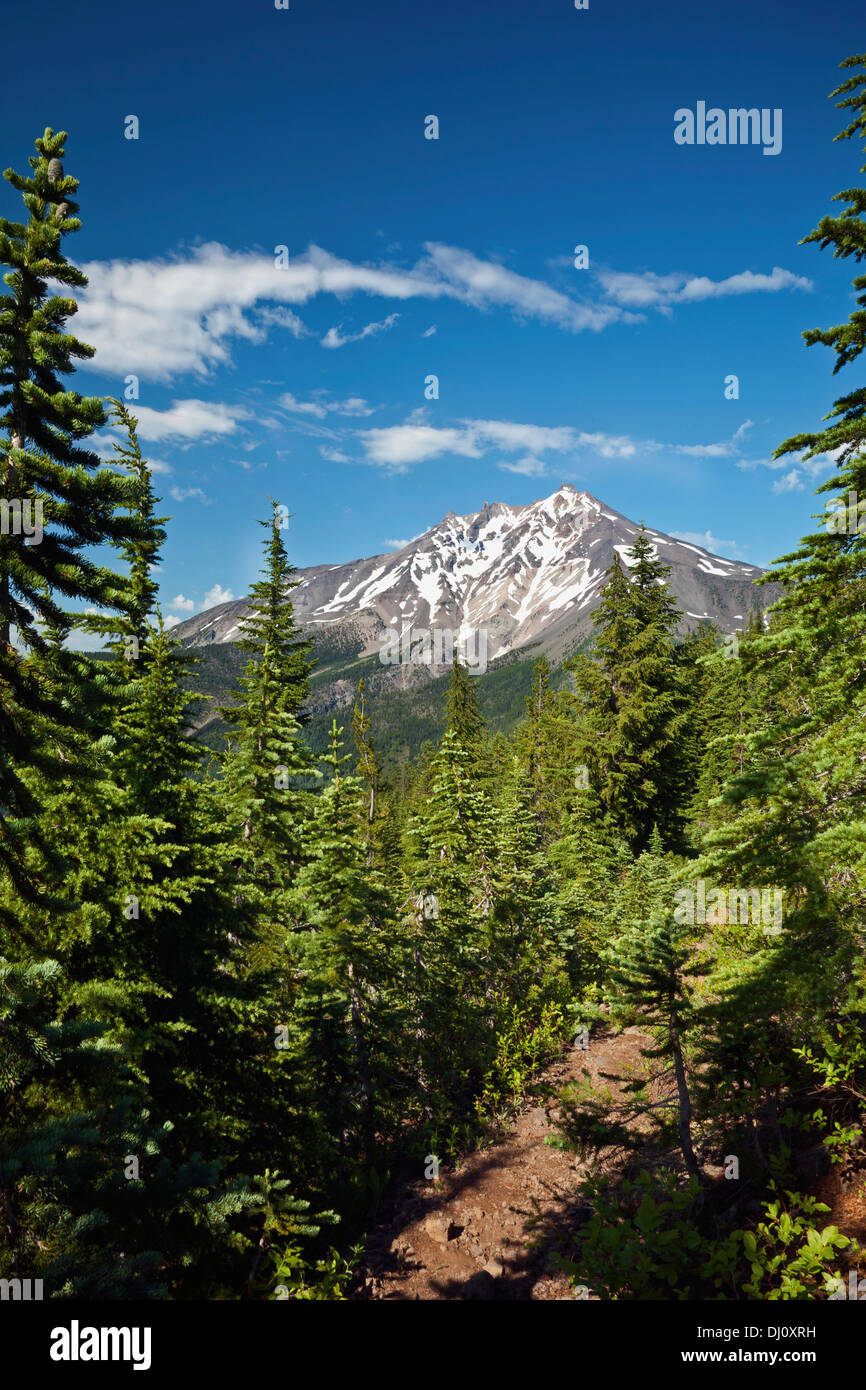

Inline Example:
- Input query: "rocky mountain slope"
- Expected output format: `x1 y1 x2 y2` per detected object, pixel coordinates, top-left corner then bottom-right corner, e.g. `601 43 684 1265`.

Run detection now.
174 484 769 669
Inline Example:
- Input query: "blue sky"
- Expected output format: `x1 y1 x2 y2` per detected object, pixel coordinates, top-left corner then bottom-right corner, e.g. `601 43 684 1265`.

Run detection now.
2 0 864 626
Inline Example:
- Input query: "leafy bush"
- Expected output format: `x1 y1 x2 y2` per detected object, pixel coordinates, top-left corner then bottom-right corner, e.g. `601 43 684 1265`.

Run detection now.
555 1171 855 1300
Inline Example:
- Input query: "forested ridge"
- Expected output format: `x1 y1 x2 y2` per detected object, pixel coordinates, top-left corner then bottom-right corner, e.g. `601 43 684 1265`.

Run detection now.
2 57 866 1303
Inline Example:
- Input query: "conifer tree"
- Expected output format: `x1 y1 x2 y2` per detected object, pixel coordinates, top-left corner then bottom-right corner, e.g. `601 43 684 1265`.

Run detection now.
221 508 318 943
561 837 705 1180
696 54 866 1093
568 531 691 851
0 958 169 1297
228 501 312 717
444 657 486 760
683 58 866 1188
548 782 630 988
0 130 139 924
295 720 407 1158
487 754 564 1008
102 615 302 1288
79 398 166 663
404 728 494 1108
352 677 380 864
605 904 703 1177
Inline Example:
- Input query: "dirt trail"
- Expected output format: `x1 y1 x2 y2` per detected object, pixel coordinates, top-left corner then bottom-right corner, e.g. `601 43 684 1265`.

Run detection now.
358 1025 651 1300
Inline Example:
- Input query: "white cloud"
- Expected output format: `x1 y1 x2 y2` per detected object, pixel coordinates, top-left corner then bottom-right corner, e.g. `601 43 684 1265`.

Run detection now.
72 240 812 382
677 441 736 459
678 267 812 302
384 530 425 551
599 266 812 310
772 469 804 493
280 391 375 419
318 446 350 463
337 397 376 416
570 430 637 459
423 243 627 333
169 485 209 503
133 399 248 442
280 391 328 418
359 422 483 471
164 614 181 629
321 313 400 349
202 584 235 609
498 454 549 477
736 447 844 482
72 241 625 382
255 305 308 337
357 415 640 474
422 324 437 337
168 594 196 613
676 423 758 460
92 434 173 474
468 420 582 454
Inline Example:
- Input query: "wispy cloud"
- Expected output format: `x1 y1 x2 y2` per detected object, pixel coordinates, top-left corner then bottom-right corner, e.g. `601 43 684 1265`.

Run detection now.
169 485 209 504
280 391 376 419
599 267 811 312
772 469 805 494
498 454 549 477
674 420 756 459
354 415 767 477
422 243 628 333
357 414 640 474
736 444 844 490
321 313 401 349
73 240 810 382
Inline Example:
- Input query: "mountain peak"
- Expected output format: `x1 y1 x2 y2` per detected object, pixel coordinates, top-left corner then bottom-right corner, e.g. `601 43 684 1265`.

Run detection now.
175 485 768 664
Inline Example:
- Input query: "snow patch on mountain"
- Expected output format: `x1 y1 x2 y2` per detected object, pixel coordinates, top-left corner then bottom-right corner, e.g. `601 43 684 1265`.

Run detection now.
173 483 770 663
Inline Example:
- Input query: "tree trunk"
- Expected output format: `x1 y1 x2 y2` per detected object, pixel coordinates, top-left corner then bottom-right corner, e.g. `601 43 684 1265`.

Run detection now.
669 1000 700 1178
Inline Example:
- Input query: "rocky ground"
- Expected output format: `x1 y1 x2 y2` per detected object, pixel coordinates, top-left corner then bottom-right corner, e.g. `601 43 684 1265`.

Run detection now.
356 1025 652 1300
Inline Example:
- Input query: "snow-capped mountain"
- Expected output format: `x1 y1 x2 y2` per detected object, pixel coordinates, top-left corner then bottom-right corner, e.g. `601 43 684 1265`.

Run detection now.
173 484 769 664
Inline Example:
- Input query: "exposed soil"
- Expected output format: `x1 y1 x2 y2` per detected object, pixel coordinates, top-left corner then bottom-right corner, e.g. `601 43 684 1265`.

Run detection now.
357 1025 653 1300
814 1166 866 1252
354 1023 866 1302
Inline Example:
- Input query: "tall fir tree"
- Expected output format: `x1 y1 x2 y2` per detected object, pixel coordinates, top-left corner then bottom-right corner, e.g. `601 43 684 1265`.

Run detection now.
295 720 408 1163
444 657 486 761
568 530 692 851
693 54 866 1176
221 507 318 947
0 130 139 927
